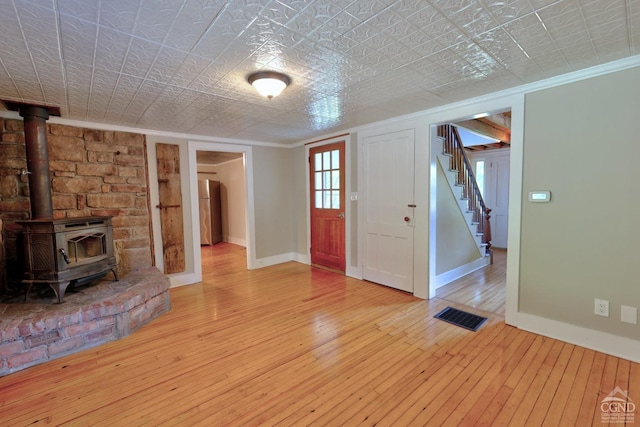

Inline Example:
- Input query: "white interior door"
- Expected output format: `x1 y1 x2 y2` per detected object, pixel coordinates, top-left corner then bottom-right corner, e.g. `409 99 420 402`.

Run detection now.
362 129 415 292
473 150 510 248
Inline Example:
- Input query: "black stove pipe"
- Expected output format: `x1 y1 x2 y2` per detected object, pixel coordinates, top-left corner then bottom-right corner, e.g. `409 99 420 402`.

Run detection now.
19 105 53 220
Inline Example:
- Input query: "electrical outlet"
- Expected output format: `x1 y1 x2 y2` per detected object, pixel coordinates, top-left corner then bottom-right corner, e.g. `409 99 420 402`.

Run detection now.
595 299 609 317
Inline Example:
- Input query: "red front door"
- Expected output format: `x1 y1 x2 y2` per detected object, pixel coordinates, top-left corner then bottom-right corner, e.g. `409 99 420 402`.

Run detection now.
309 141 346 272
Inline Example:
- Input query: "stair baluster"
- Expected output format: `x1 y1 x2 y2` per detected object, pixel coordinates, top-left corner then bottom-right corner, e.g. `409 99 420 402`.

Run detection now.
437 124 492 259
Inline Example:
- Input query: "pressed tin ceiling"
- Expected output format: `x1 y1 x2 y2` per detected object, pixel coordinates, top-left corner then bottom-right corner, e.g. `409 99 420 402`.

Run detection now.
1 0 639 144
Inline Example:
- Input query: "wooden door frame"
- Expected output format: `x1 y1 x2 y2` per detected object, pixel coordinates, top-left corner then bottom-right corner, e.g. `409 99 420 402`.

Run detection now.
305 134 354 277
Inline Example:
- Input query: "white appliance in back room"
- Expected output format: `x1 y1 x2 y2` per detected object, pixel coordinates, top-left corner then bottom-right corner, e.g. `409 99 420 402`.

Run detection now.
198 179 222 246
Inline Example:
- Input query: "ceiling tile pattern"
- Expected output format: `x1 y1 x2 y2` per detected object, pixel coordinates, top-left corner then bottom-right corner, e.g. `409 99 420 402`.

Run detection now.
1 0 639 144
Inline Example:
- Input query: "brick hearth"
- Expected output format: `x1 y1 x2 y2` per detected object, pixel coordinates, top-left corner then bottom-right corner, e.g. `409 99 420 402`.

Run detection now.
0 267 170 376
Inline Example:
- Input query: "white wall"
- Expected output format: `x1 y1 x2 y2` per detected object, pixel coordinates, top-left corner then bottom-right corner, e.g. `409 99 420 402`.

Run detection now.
198 158 247 246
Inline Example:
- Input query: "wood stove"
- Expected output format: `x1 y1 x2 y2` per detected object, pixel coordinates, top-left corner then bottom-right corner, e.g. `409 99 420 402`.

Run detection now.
5 102 119 303
18 217 118 303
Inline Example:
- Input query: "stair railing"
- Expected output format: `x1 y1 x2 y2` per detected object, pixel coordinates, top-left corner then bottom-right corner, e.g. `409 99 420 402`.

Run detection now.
437 124 492 257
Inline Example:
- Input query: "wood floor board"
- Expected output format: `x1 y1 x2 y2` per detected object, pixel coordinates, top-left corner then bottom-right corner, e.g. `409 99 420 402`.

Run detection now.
1 242 638 426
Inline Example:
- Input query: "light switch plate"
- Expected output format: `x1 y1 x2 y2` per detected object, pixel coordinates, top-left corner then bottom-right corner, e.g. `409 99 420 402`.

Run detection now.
621 306 638 324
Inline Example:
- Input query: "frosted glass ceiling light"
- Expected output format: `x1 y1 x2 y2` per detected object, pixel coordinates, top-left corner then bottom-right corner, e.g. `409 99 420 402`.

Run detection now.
248 71 291 99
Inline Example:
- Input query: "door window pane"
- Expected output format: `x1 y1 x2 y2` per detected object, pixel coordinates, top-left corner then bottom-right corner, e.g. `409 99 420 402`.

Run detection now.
312 146 341 210
323 191 331 208
331 171 339 189
323 171 331 189
315 191 323 208
331 191 340 209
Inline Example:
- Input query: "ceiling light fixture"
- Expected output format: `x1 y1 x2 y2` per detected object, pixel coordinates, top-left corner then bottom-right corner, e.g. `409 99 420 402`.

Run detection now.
247 71 291 99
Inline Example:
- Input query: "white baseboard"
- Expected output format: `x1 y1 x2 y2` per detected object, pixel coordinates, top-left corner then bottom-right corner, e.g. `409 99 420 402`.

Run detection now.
434 256 489 290
168 272 200 288
225 237 246 247
251 252 295 269
294 252 310 264
515 312 640 363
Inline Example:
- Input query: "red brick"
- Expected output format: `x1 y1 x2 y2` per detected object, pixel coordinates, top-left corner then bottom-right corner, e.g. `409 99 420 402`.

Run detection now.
0 341 25 357
0 142 26 158
52 177 102 194
126 177 147 185
103 176 127 184
85 327 114 343
87 151 114 163
1 322 20 341
49 124 83 137
86 193 135 208
48 336 84 356
0 199 30 214
110 184 146 193
122 237 150 249
65 320 98 337
128 146 144 156
118 166 138 177
47 135 85 161
65 209 92 218
98 316 115 328
7 347 47 369
76 163 117 176
0 175 18 197
114 154 144 167
113 229 132 240
111 216 149 228
18 324 31 337
52 193 77 210
89 209 127 217
113 132 144 147
1 133 25 143
83 128 103 142
49 160 76 172
4 119 23 132
0 158 27 169
85 141 127 153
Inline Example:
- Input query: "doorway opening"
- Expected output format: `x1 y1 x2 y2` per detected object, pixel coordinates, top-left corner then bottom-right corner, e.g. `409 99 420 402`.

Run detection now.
196 150 247 277
188 141 256 283
431 110 511 316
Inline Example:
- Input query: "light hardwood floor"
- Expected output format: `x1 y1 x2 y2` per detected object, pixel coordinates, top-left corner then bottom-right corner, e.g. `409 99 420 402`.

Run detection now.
1 243 638 426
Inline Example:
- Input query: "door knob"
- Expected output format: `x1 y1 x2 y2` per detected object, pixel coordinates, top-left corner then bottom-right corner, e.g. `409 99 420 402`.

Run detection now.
337 212 345 218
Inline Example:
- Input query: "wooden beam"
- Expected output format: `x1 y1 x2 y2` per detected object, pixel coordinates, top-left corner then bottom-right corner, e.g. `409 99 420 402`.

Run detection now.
456 119 511 144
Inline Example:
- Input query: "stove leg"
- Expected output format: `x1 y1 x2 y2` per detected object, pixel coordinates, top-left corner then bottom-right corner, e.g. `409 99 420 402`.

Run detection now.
24 282 34 303
50 281 71 304
110 268 119 282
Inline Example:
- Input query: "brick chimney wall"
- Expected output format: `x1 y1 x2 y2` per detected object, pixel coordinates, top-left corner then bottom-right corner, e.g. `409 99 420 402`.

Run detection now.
0 117 153 289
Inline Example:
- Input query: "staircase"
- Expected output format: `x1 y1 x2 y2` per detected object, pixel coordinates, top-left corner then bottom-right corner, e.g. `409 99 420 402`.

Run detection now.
436 124 492 260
